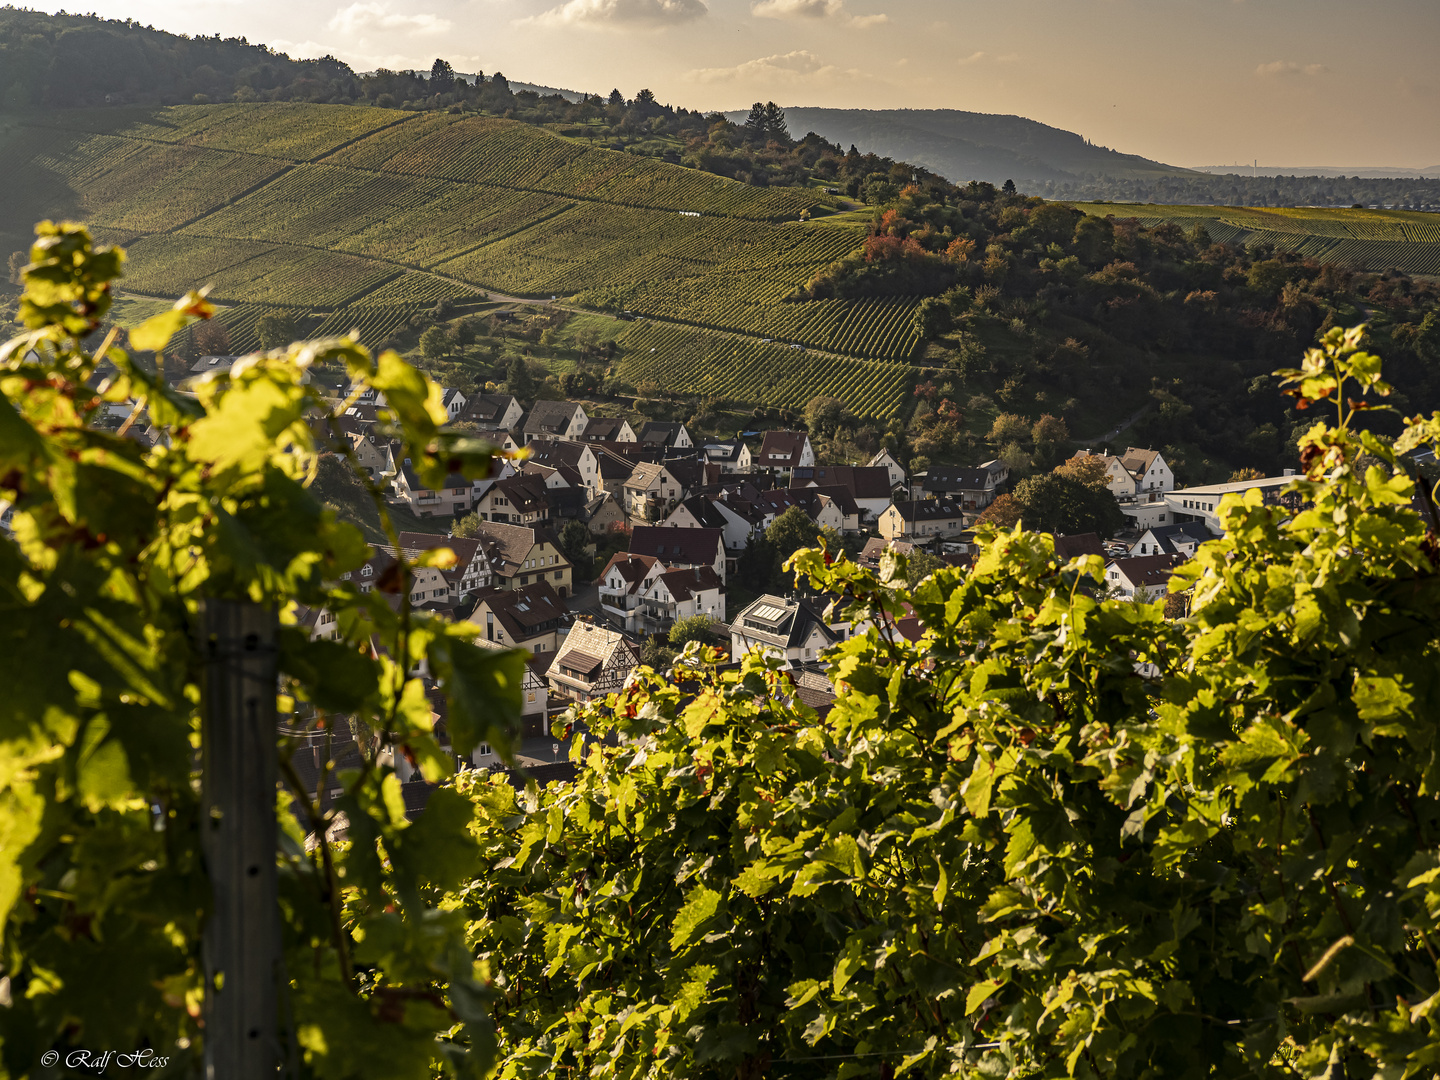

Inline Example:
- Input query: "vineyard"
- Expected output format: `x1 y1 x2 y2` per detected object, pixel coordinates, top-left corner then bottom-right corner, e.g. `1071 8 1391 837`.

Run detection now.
613 320 911 419
0 103 984 418
1068 202 1440 276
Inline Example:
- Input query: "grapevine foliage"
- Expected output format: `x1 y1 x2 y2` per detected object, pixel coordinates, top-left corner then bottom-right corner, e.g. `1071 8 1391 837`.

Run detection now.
0 223 525 1078
461 326 1440 1077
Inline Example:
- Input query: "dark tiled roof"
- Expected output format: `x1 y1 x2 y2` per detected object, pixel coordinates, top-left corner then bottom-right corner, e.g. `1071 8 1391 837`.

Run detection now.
652 565 722 602
629 526 723 565
890 500 968 523
474 581 567 642
1051 532 1106 560
791 466 893 500
757 430 809 467
523 400 585 435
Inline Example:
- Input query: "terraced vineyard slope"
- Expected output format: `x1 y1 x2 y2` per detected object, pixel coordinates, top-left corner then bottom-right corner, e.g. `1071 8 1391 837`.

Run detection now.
1 103 922 418
1067 203 1440 277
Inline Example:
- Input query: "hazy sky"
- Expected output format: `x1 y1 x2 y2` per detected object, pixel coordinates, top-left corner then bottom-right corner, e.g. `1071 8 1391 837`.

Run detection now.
48 0 1440 168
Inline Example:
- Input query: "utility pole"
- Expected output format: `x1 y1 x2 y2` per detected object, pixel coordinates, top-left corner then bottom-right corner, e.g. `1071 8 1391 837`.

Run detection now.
199 600 280 1080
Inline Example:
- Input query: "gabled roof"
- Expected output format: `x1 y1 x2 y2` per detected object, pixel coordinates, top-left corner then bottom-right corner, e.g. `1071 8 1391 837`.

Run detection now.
455 393 518 426
1118 447 1163 479
636 421 688 446
628 525 723 565
672 495 729 531
524 438 590 470
650 565 723 602
887 500 968 523
549 621 636 684
473 521 568 577
857 537 915 569
790 466 893 500
757 430 810 467
702 439 747 462
1051 532 1106 560
472 581 567 642
592 440 665 466
487 474 551 513
1139 523 1211 555
580 417 631 441
800 485 862 519
523 400 585 435
395 532 487 584
1106 553 1185 588
923 464 1003 493
732 594 839 650
624 460 671 491
399 460 468 493
596 552 660 592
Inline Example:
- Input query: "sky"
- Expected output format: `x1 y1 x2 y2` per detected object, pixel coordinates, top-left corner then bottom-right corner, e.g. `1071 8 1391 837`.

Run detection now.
44 0 1440 169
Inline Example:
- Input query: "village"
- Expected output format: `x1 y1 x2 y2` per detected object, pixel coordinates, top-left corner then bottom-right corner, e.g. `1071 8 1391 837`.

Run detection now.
263 381 1314 812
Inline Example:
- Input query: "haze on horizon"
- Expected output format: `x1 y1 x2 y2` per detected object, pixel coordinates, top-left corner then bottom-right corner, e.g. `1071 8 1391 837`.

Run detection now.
34 0 1440 172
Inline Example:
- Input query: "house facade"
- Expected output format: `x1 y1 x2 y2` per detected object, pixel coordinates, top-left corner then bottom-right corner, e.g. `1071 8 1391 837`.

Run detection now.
597 552 664 632
546 621 639 704
623 461 686 522
397 532 492 600
454 392 523 433
393 461 473 518
867 448 907 491
701 439 752 473
756 430 815 478
523 400 589 443
469 582 568 655
730 594 839 666
475 522 574 597
638 567 725 633
877 500 969 540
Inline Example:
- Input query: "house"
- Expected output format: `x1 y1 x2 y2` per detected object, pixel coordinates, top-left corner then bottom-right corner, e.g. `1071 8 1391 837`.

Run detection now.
756 430 815 477
701 439 752 473
636 421 692 450
788 485 864 533
623 461 686 522
730 594 840 667
856 536 917 571
546 620 639 704
393 460 473 518
347 430 397 480
580 417 636 443
582 492 628 536
596 552 664 632
469 582 568 655
523 400 588 443
1076 447 1175 528
396 532 492 599
342 382 388 409
637 566 725 633
915 460 1009 512
473 474 552 526
360 551 453 610
628 525 726 583
1103 553 1185 599
454 392 523 433
791 466 894 524
291 602 344 642
1163 474 1301 537
867 448 907 491
475 637 550 736
337 549 393 594
878 500 969 541
1125 522 1211 558
474 522 573 597
439 387 467 421
664 495 761 557
525 439 602 495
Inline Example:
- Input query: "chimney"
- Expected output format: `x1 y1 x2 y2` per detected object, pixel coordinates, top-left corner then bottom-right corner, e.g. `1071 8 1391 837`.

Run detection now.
1283 468 1296 477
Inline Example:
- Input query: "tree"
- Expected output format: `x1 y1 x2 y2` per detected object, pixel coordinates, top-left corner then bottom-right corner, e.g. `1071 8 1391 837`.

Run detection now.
989 411 1030 444
904 549 945 586
5 250 25 286
459 325 1440 1080
1001 177 1017 195
1228 466 1264 482
505 356 536 400
190 318 231 357
256 311 297 350
607 87 625 107
974 491 1023 527
1012 471 1126 535
736 533 779 592
429 57 454 94
742 102 768 144
1054 450 1111 489
557 518 591 570
761 101 789 143
420 325 453 361
913 295 952 339
1031 412 1069 446
766 504 827 559
451 511 483 539
802 395 848 438
668 613 714 648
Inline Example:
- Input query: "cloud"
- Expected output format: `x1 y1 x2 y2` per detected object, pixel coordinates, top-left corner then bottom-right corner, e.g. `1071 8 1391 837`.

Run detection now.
530 0 707 27
1256 60 1327 77
329 3 452 35
687 49 864 85
957 50 1017 65
750 0 887 28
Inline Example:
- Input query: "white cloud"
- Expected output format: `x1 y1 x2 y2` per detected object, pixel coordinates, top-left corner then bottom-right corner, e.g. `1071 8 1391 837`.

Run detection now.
687 49 865 85
1256 60 1327 77
750 0 887 28
530 0 707 27
957 50 1017 65
329 3 452 35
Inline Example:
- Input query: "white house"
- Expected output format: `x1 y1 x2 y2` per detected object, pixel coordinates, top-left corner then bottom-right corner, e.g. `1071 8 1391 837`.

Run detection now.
867 448 907 491
1103 554 1184 599
623 461 686 522
756 431 815 478
597 552 665 632
1163 474 1301 537
392 461 473 518
439 387 467 422
702 439 752 473
730 594 840 667
878 500 969 540
637 566 726 634
523 400 589 443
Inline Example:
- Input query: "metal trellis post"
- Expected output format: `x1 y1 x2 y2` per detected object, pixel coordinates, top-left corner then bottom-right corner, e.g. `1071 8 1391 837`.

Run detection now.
199 600 280 1080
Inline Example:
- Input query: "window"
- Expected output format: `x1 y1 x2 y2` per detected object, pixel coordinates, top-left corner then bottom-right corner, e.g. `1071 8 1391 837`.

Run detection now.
554 570 563 580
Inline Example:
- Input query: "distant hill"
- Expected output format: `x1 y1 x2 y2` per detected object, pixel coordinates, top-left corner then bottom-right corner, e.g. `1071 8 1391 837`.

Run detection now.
725 108 1195 186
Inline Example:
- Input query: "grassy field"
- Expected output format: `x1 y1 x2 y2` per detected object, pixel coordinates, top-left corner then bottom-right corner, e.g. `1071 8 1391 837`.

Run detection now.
0 102 933 418
1067 203 1440 276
